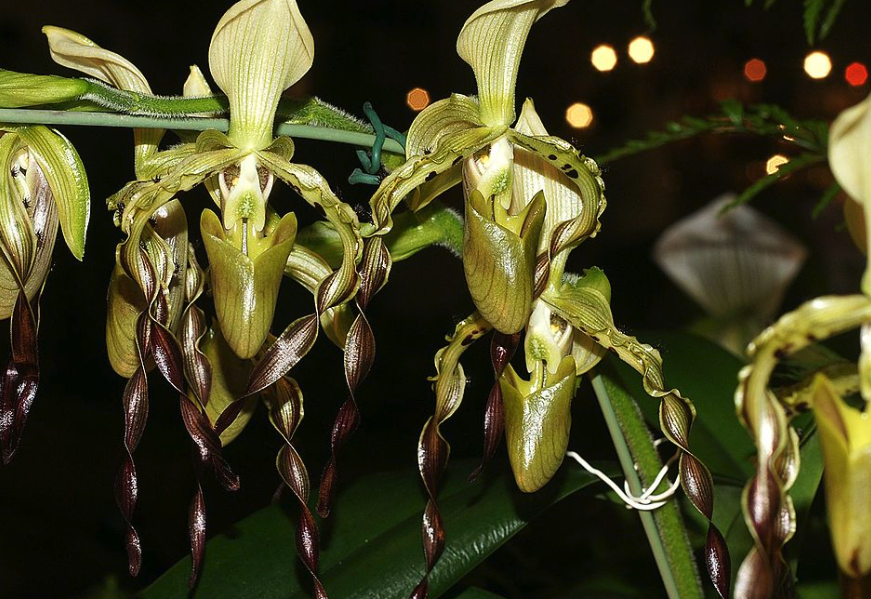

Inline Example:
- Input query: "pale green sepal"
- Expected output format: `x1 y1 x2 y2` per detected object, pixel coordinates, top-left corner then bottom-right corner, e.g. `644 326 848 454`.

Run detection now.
105 260 147 377
0 69 88 108
463 189 545 334
43 26 151 92
201 209 297 359
202 324 257 445
508 129 605 258
811 374 871 578
0 134 36 282
406 93 482 158
0 139 59 320
501 355 578 492
184 65 213 97
407 163 463 213
209 0 314 150
369 125 506 234
42 25 162 174
512 98 583 280
457 0 569 127
15 126 90 260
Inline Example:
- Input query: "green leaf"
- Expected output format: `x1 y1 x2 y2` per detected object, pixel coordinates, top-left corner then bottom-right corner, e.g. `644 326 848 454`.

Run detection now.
803 0 826 43
448 589 509 599
141 458 610 599
812 182 840 219
610 331 754 483
592 372 703 599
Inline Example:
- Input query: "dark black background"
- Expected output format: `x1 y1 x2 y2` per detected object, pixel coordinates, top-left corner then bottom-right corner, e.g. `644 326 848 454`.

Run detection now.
1 1 870 597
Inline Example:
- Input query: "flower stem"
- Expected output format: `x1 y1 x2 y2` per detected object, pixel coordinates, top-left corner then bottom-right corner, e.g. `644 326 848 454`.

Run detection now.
0 108 405 154
591 371 703 599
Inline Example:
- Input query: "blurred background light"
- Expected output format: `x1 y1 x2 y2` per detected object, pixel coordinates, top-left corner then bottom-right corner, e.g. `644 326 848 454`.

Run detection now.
565 102 594 128
766 154 789 174
743 58 767 82
406 87 431 111
591 44 618 71
628 36 655 64
804 51 832 79
846 62 869 86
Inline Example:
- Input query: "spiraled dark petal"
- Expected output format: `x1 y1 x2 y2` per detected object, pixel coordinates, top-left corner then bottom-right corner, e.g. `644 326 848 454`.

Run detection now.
179 395 239 491
356 237 390 310
246 314 318 396
265 376 327 599
468 331 518 481
316 270 351 315
115 364 148 576
1 291 40 463
468 383 503 482
188 483 206 589
150 322 186 392
343 314 375 392
181 305 212 405
706 525 731 599
318 237 391 518
545 286 731 595
533 252 549 300
490 331 520 374
122 368 149 451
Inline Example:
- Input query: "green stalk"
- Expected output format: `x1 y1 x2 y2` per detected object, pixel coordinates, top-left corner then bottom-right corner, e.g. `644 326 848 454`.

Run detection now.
0 108 405 154
297 203 464 268
591 372 703 599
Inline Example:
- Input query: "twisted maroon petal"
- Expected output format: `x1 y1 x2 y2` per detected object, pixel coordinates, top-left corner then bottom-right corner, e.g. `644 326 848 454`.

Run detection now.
317 237 390 517
469 331 520 482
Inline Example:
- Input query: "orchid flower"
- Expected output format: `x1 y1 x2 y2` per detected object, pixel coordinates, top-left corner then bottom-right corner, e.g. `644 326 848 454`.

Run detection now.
368 0 605 335
43 0 364 589
0 124 89 464
387 2 729 597
733 91 871 597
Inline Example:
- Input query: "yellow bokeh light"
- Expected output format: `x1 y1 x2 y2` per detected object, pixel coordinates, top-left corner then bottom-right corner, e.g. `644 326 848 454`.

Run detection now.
628 37 655 64
565 102 594 128
804 51 832 79
591 45 618 72
766 154 789 175
406 87 431 111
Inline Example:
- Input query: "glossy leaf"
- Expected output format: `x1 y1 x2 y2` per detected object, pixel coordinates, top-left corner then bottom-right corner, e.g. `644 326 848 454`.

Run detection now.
141 458 610 599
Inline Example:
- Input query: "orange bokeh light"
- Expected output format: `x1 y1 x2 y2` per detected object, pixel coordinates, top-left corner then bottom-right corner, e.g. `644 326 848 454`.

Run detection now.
406 87 431 111
744 58 767 82
846 62 869 87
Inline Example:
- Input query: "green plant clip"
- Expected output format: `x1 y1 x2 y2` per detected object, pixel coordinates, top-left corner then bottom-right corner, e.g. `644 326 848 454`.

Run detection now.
349 101 406 186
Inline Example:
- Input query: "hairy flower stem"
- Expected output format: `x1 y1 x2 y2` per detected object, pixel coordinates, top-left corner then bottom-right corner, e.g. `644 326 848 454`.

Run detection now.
591 372 703 599
0 108 405 154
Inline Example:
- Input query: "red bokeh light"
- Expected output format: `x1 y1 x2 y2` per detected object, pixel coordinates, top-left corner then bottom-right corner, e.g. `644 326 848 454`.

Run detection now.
846 62 869 87
744 58 767 82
